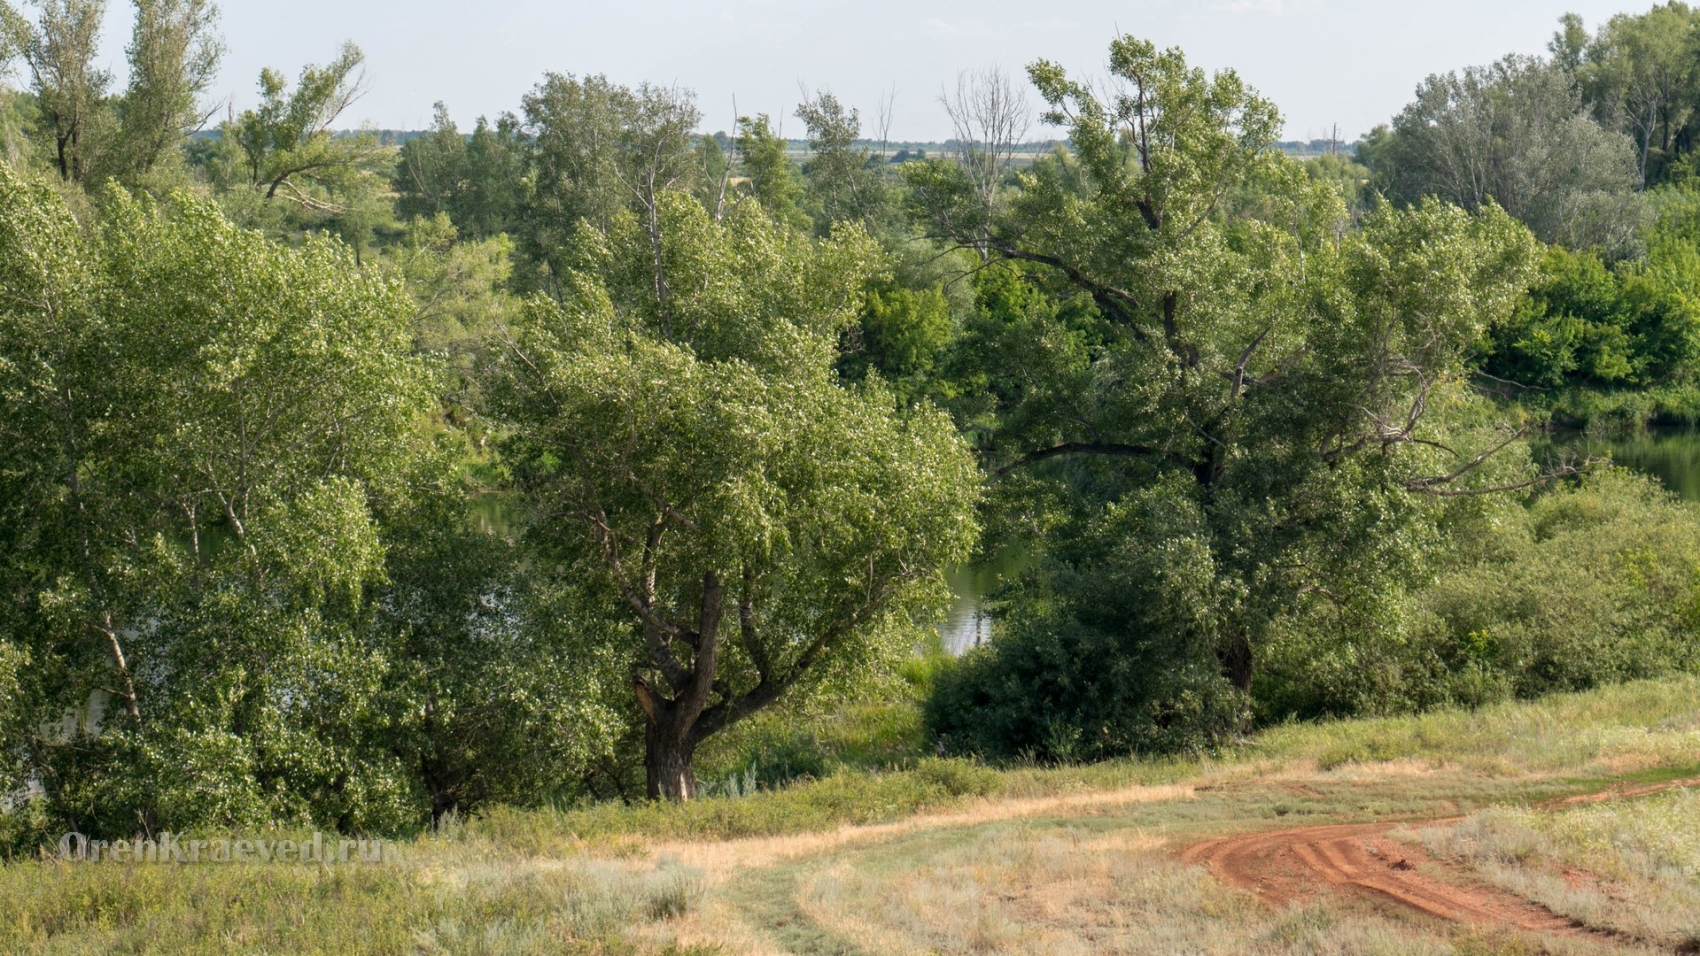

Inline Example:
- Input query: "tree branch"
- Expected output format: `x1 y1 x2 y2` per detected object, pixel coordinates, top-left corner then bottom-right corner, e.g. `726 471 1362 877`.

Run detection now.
994 441 1178 477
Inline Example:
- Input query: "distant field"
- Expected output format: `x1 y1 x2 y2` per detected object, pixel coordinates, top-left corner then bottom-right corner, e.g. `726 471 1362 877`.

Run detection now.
3 676 1697 954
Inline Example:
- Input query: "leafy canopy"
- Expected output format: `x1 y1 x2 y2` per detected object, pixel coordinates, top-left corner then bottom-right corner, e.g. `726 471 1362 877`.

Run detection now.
491 195 979 798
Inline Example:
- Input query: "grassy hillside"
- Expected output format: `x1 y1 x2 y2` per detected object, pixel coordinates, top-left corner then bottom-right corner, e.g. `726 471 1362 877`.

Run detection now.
4 676 1699 954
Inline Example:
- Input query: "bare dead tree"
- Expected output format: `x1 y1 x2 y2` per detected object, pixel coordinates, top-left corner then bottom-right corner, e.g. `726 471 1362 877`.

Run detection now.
941 65 1031 208
706 97 737 221
875 83 897 163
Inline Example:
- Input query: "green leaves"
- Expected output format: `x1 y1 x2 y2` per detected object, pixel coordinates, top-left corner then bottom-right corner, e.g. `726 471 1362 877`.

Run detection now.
230 42 378 207
0 165 440 835
914 34 1552 760
1365 53 1644 254
492 193 978 796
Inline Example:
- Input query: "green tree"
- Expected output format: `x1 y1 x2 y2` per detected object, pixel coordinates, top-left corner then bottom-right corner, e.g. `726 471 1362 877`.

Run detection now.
1486 198 1700 388
1 0 110 182
0 166 431 835
734 113 807 229
518 74 702 294
100 0 222 185
230 41 376 208
795 89 890 233
3 0 220 188
1573 3 1700 188
840 281 954 402
393 105 526 241
489 195 978 799
456 113 525 239
910 36 1544 757
393 101 468 223
1366 54 1644 254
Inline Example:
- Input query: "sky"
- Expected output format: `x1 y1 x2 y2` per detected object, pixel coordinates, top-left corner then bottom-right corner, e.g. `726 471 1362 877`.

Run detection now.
84 0 1653 143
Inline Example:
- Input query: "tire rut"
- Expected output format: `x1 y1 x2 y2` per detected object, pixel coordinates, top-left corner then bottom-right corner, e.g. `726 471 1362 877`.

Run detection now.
1180 775 1700 947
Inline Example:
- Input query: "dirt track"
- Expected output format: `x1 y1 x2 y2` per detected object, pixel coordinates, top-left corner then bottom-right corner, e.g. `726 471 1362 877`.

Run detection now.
1181 776 1700 944
1181 821 1593 936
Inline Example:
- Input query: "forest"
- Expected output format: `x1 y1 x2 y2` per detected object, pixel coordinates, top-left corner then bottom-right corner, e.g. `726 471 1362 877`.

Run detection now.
4 0 1700 861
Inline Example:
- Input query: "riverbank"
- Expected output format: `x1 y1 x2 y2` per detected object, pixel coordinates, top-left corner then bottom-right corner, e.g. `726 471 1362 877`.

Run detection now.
1502 382 1700 432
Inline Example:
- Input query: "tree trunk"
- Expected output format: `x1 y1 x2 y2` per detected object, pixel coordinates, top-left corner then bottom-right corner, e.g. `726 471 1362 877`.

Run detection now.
634 570 724 801
1221 632 1254 694
643 708 698 801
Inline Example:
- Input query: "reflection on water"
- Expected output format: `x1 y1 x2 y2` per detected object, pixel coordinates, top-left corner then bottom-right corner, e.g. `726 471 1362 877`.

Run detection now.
938 547 1034 655
940 565 994 655
470 495 520 537
1543 428 1700 502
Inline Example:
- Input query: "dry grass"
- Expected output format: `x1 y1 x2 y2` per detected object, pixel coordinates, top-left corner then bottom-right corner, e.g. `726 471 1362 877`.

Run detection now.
0 835 716 956
6 676 1700 954
649 782 1196 873
786 825 1451 955
1402 787 1700 950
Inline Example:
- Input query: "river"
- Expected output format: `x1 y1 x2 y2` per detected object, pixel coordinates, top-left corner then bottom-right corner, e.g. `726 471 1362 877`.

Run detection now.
1542 428 1700 502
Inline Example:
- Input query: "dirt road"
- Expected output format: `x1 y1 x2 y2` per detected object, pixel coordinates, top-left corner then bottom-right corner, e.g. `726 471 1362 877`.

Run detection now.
1181 776 1700 946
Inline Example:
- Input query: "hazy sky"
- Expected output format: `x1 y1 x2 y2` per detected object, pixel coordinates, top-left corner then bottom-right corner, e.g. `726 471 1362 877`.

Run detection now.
88 0 1651 142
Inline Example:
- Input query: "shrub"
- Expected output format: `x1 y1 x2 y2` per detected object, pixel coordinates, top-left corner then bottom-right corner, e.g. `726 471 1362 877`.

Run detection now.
1257 469 1700 722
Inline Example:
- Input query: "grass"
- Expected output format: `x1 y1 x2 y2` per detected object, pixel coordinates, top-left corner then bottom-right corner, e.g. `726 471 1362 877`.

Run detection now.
1246 675 1700 775
0 844 719 955
1403 787 1700 950
785 826 1454 956
3 675 1699 954
491 675 1700 848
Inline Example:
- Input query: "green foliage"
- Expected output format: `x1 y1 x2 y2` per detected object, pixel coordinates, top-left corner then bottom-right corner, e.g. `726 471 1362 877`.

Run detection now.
916 34 1543 762
695 700 928 791
1 0 110 182
733 113 807 230
1299 153 1373 222
1569 3 1700 189
229 42 377 207
5 7 1700 864
795 89 893 233
1363 54 1644 254
1486 198 1700 388
489 193 979 798
1490 246 1641 386
517 75 701 293
1258 469 1700 720
929 475 1254 762
100 0 223 188
0 167 614 839
0 166 434 836
0 0 223 190
373 454 630 821
393 102 527 242
393 102 467 222
839 281 954 400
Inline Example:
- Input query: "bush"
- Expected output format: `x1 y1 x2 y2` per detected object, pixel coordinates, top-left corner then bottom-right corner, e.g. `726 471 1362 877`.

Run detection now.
1257 469 1700 721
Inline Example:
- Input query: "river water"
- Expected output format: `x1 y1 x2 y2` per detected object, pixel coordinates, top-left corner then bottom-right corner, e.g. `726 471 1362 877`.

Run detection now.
938 546 1034 655
1542 428 1700 502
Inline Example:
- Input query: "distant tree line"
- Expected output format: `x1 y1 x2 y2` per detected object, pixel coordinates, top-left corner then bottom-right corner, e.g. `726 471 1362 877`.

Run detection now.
1358 2 1700 391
